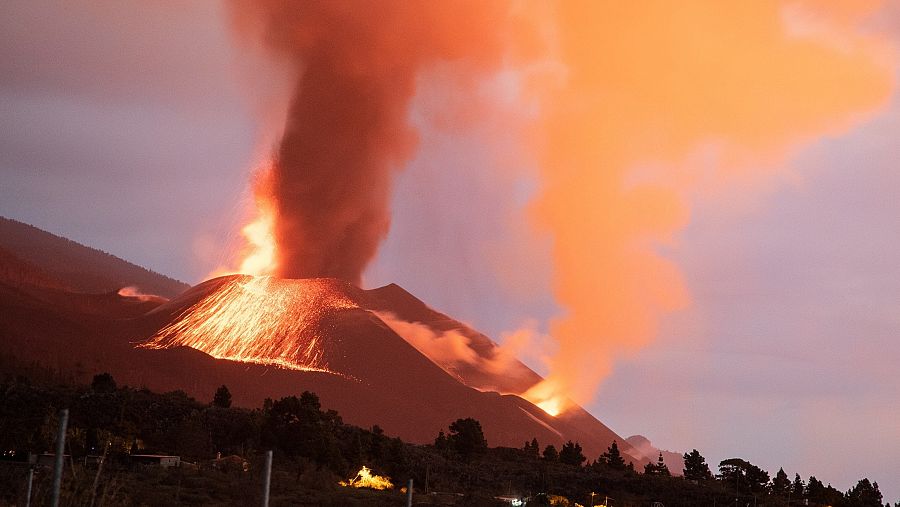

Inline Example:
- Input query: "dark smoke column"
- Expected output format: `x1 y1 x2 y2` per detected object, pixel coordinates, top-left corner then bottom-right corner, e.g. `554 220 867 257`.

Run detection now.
231 1 514 284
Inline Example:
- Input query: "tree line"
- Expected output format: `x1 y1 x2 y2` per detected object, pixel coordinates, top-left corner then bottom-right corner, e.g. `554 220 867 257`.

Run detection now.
0 372 894 506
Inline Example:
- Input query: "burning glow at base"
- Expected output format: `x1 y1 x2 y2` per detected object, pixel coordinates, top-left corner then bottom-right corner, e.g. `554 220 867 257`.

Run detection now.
140 276 358 372
523 380 570 417
339 466 393 490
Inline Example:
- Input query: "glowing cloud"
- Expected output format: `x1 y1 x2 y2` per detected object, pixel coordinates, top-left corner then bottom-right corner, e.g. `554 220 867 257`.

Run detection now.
522 0 895 412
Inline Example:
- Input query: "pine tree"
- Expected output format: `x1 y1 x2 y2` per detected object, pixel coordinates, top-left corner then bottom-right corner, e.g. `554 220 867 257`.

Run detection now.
559 441 586 466
791 474 805 500
807 476 825 503
772 468 790 496
655 452 670 476
683 449 713 481
644 452 670 476
600 440 626 471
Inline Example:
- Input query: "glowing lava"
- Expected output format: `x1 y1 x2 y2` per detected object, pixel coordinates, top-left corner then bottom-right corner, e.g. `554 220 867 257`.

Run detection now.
523 380 570 417
140 276 358 372
117 286 165 303
212 164 280 278
339 466 393 490
236 204 277 277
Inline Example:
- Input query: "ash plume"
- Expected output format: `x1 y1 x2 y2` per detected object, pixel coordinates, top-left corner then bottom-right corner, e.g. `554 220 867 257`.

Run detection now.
229 1 515 283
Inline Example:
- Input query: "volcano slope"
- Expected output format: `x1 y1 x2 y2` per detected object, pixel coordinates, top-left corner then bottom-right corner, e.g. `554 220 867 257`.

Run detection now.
0 223 644 463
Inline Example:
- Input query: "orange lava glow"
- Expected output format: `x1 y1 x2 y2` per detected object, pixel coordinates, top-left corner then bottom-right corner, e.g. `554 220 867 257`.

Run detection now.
117 286 165 303
140 276 358 373
339 466 394 490
522 379 569 417
212 165 280 278
236 203 277 277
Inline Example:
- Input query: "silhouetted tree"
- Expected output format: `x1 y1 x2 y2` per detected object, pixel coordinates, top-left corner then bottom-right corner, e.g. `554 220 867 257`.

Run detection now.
718 458 769 493
645 452 670 476
807 476 825 503
792 474 805 500
599 440 626 471
821 483 844 506
91 372 116 393
772 467 790 496
204 405 256 455
434 430 448 450
683 449 713 481
446 418 487 459
846 478 882 507
523 437 540 458
213 385 232 408
559 441 586 467
542 444 559 462
261 391 342 467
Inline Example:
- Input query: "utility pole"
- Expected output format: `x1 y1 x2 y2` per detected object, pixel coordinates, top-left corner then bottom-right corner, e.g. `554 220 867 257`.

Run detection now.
50 409 69 507
261 450 273 507
89 440 110 507
406 479 413 507
24 467 34 507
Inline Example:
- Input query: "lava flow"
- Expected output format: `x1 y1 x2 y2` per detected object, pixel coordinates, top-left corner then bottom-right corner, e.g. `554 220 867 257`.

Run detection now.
140 276 358 373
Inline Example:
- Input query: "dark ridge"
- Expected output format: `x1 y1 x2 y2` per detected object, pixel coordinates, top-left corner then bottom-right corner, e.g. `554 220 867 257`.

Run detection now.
0 216 189 298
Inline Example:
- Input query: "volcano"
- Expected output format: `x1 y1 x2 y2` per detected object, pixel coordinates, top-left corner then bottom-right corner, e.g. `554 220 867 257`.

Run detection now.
0 217 646 463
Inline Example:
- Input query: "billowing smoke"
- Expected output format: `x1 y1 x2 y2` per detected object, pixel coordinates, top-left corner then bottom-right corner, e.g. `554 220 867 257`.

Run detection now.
228 1 516 283
225 2 895 414
523 1 895 411
374 311 525 378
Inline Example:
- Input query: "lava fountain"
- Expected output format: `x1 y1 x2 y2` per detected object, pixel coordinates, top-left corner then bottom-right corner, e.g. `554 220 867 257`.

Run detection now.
140 276 359 373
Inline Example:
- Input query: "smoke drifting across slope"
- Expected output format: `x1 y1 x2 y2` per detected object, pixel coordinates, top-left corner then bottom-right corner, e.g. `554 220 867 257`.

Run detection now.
228 0 518 284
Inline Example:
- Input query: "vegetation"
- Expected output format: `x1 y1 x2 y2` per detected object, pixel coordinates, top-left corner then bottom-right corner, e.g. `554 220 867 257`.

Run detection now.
0 372 895 506
212 385 232 409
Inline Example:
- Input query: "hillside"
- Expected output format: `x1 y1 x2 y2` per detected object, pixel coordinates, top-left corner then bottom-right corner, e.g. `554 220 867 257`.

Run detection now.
0 216 188 297
0 219 645 465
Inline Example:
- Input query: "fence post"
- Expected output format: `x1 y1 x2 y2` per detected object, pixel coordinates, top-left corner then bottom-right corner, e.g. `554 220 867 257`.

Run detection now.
261 450 273 507
50 409 69 507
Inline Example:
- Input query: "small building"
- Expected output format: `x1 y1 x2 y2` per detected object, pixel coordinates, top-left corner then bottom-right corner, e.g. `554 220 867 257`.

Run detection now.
129 454 180 468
